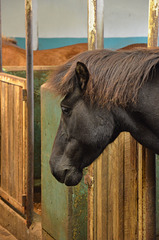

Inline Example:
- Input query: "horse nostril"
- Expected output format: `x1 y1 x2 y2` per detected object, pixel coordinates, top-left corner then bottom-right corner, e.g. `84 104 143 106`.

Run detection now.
51 167 69 184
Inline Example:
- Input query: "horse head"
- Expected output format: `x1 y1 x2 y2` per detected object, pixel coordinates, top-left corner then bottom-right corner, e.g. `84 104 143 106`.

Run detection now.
49 62 118 186
49 49 159 186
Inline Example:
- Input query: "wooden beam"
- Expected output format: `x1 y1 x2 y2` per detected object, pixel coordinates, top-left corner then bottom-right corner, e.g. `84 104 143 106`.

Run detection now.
0 0 2 71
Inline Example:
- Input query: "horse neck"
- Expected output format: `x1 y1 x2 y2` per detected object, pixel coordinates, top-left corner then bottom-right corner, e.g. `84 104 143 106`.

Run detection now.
112 106 137 133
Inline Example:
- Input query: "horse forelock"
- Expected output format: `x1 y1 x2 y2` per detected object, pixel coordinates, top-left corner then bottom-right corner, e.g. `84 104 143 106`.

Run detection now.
47 48 159 107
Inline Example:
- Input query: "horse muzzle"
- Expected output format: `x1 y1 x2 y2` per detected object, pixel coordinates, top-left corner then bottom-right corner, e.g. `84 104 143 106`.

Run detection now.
50 160 83 186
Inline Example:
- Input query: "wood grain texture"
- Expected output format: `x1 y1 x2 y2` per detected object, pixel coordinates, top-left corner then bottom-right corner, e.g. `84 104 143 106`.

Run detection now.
0 74 27 215
87 132 156 240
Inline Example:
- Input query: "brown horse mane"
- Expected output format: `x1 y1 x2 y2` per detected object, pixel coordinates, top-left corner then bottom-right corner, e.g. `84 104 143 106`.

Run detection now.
46 48 159 107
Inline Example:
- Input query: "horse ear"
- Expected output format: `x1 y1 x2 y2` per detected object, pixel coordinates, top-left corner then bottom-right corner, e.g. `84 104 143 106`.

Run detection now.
75 62 89 91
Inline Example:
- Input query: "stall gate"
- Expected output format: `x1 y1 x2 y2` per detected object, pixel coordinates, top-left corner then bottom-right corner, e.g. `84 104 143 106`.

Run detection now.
87 133 156 240
0 72 28 215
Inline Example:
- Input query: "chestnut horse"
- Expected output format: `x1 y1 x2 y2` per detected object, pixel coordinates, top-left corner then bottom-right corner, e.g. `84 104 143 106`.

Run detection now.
2 39 88 66
2 39 147 66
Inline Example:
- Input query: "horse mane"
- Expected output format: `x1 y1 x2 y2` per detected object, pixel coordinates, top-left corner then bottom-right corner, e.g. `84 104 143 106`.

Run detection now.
46 48 159 107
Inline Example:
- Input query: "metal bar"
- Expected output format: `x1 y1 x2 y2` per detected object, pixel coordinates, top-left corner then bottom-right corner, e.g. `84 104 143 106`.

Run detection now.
87 0 104 50
148 0 159 47
0 0 2 71
25 0 34 228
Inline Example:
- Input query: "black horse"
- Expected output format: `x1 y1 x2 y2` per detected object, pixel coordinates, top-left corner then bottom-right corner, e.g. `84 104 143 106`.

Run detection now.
47 48 159 186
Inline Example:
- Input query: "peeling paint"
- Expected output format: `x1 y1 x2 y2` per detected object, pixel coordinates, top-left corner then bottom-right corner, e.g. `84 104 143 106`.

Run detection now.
148 0 159 47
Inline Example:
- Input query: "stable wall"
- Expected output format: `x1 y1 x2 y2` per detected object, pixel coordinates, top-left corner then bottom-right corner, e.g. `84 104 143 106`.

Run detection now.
2 0 151 49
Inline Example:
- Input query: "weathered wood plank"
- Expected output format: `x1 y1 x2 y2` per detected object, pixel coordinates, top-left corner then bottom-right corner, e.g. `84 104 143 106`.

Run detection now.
1 82 9 192
0 81 1 183
8 84 14 197
118 133 124 239
143 149 156 240
87 132 155 239
124 133 138 239
108 140 117 239
18 86 23 203
101 150 109 240
93 160 97 240
0 188 25 214
13 86 20 202
137 144 143 240
87 164 95 240
23 88 27 197
96 155 102 239
0 74 27 215
0 73 26 87
3 66 58 72
107 135 124 240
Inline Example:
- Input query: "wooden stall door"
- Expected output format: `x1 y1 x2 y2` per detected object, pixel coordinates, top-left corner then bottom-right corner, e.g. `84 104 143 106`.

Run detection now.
87 132 156 240
0 73 28 215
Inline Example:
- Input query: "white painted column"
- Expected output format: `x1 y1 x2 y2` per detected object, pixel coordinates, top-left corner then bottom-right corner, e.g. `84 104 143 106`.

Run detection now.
87 0 104 50
148 0 159 47
32 0 38 50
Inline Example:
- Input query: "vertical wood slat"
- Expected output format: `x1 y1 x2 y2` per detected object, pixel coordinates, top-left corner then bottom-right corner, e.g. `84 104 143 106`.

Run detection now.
124 133 138 239
13 86 19 201
0 74 27 214
107 134 124 240
137 144 143 240
1 82 9 192
1 84 23 201
0 81 1 183
144 149 156 239
23 84 27 198
87 132 155 239
87 164 95 240
8 84 14 198
18 87 23 203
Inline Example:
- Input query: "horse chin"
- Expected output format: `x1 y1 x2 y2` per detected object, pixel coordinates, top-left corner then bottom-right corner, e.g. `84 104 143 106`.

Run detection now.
64 168 83 186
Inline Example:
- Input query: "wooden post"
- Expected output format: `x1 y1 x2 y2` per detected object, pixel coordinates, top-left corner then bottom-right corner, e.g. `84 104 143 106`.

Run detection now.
87 1 104 239
0 0 2 72
147 0 158 238
148 0 159 47
87 0 104 50
25 0 34 228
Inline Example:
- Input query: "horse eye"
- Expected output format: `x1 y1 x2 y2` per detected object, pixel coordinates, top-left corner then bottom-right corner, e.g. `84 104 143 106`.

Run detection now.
61 106 71 115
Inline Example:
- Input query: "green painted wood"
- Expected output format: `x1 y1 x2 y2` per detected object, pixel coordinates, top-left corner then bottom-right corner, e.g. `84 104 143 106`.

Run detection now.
41 85 87 240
